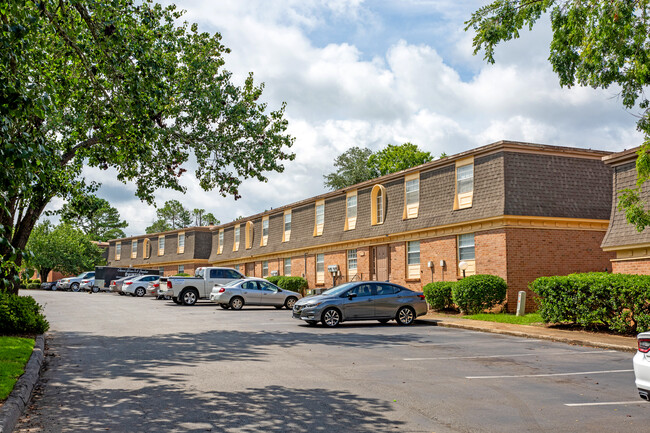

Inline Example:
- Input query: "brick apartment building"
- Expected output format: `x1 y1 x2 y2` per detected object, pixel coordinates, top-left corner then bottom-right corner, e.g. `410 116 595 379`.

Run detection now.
206 141 615 312
601 147 650 274
106 227 212 276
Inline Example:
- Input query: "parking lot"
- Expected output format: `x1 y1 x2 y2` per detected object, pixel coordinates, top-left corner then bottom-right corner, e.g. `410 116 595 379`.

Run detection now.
16 291 648 432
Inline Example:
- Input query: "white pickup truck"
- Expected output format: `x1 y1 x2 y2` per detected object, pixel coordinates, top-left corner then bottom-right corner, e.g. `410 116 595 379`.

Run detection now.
161 267 245 305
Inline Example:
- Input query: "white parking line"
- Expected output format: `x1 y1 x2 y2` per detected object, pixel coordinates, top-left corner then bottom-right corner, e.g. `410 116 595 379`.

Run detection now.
564 401 644 407
466 369 633 379
403 349 617 361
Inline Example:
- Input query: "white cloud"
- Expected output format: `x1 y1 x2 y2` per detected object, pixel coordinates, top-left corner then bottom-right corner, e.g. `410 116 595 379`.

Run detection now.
45 0 643 235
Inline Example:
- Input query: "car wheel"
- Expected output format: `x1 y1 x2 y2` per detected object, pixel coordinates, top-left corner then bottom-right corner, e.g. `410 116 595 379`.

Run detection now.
378 319 390 324
285 297 298 310
181 289 198 306
274 305 283 309
322 308 341 327
229 296 244 310
172 297 182 304
396 306 415 326
51 285 57 291
306 320 318 326
135 287 146 297
92 286 99 293
220 304 229 309
164 295 172 300
71 283 80 292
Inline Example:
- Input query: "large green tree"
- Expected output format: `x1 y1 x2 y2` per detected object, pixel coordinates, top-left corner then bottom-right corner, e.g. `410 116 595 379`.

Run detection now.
192 209 219 226
324 143 434 190
466 0 650 231
367 143 432 177
26 221 105 281
323 147 376 190
1 1 294 293
59 194 128 241
146 199 191 233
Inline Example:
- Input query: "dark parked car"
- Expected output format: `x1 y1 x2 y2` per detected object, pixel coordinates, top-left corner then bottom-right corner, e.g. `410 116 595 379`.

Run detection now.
292 281 428 327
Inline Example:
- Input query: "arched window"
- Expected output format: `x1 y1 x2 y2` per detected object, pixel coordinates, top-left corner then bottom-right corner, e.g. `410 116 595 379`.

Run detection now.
143 239 150 259
370 184 386 225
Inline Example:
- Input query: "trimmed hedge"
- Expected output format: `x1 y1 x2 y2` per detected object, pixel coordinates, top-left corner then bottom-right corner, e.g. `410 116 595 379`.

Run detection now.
0 293 50 335
266 276 308 296
26 283 40 290
452 274 507 314
423 282 455 310
530 272 650 334
277 277 309 296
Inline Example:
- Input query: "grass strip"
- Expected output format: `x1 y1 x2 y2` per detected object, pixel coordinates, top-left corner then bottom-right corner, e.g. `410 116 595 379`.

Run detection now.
463 312 544 326
0 336 35 401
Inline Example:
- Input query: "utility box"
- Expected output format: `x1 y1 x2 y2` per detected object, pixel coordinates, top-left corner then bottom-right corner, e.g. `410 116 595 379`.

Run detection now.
516 291 526 316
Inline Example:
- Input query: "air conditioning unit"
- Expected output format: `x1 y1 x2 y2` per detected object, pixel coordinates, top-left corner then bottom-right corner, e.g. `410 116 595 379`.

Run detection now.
270 270 279 276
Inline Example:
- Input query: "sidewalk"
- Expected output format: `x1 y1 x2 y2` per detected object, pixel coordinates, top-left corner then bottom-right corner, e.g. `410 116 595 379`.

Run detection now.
419 312 638 353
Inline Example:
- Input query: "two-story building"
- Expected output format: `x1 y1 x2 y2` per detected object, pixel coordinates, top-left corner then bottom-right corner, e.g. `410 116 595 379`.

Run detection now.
106 227 213 276
208 141 615 312
601 147 650 274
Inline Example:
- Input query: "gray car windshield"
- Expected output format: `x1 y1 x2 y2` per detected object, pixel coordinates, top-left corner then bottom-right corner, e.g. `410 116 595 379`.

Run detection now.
321 283 357 297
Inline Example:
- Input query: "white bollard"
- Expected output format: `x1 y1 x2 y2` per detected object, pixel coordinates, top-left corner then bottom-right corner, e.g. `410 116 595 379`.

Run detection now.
516 291 526 316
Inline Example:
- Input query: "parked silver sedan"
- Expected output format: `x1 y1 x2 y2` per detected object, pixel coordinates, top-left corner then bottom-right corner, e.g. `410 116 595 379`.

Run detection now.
292 281 428 327
210 278 301 310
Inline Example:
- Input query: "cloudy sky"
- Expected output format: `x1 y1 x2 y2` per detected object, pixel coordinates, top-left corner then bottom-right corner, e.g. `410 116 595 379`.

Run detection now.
58 0 643 236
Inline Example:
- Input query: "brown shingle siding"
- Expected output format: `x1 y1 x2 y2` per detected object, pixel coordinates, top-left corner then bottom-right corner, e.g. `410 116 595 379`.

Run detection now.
504 152 612 220
601 160 650 248
106 228 212 267
212 152 507 261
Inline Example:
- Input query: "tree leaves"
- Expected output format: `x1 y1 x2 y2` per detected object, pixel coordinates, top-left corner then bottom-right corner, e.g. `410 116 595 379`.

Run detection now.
1 0 294 291
466 0 650 231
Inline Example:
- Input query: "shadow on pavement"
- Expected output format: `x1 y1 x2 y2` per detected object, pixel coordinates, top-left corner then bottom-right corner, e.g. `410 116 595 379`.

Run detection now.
17 328 425 432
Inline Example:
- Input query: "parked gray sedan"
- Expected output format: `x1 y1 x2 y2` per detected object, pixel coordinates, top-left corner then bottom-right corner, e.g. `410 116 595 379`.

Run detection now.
210 278 301 310
292 281 428 327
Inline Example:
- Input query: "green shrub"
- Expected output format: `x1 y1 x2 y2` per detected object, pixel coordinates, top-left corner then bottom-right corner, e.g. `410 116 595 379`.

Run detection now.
423 282 456 310
0 293 50 335
26 283 40 290
277 276 309 296
174 272 191 277
29 279 41 285
452 274 507 315
265 276 282 285
530 272 650 334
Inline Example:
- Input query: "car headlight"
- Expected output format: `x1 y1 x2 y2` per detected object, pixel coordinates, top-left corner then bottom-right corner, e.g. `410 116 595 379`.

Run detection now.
306 302 322 308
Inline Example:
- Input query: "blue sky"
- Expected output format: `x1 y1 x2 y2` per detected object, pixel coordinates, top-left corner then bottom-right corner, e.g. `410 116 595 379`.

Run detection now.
58 0 642 236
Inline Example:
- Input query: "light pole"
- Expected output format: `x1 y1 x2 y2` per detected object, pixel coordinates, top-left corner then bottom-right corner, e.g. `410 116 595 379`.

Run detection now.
458 261 468 279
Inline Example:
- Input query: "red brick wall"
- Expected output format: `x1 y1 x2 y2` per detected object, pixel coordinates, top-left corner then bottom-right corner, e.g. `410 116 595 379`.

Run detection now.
475 229 508 278
420 236 460 284
612 259 650 275
505 228 613 312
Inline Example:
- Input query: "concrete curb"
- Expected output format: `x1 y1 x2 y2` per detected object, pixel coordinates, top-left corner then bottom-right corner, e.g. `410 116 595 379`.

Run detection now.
419 319 637 353
0 335 44 433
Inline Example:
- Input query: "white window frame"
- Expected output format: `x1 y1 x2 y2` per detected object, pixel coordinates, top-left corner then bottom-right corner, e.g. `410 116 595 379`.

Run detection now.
158 236 165 256
131 239 137 259
177 232 185 254
283 210 292 242
283 258 291 276
347 249 357 280
406 240 420 279
316 253 325 284
344 190 357 231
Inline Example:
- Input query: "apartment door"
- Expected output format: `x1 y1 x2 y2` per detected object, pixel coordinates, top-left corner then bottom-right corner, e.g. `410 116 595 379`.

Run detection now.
245 263 255 277
372 245 389 281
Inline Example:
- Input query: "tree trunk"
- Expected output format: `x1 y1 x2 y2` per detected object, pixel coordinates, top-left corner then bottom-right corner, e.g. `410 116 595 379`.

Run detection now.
1 191 52 295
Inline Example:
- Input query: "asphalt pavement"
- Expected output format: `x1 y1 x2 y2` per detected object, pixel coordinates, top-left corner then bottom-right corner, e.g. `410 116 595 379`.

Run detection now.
12 291 649 432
